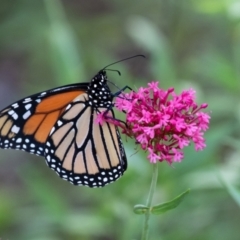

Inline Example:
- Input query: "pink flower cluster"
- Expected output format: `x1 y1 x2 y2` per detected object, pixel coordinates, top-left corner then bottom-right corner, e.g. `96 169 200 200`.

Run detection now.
113 82 210 164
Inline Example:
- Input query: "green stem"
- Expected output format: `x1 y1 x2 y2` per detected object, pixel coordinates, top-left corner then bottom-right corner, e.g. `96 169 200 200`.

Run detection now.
141 163 159 240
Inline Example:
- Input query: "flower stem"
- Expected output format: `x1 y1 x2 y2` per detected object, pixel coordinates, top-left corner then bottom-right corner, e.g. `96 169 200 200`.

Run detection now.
141 163 158 240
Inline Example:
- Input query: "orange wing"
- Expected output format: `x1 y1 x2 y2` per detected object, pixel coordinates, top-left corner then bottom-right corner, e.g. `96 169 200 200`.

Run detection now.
0 84 87 156
23 91 84 143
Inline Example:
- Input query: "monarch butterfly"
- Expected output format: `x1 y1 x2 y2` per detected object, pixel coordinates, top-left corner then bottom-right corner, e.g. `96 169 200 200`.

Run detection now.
0 57 140 188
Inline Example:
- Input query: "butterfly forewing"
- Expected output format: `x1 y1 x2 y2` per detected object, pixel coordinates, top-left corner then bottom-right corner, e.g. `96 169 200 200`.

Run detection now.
0 84 86 156
44 93 127 187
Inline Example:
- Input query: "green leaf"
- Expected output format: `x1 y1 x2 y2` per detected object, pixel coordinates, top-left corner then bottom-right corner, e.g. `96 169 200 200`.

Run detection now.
133 204 149 215
150 189 190 215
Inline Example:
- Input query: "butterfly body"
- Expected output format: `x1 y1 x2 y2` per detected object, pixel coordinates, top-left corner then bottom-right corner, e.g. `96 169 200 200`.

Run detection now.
0 70 127 187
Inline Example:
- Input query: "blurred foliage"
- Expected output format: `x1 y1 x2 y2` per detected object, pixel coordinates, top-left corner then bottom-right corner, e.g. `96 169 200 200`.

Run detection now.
0 0 240 239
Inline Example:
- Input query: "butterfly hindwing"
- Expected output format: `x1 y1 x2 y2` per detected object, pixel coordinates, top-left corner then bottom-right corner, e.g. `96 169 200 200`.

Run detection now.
44 93 127 187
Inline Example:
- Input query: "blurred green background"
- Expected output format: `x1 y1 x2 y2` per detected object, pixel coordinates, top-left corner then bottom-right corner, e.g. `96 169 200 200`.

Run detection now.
1 0 240 239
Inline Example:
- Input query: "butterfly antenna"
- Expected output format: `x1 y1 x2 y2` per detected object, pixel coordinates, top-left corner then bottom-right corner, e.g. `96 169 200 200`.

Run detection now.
105 69 121 76
102 54 145 70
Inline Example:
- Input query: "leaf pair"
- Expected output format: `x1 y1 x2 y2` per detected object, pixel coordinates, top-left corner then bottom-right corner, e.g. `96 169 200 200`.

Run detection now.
134 189 190 215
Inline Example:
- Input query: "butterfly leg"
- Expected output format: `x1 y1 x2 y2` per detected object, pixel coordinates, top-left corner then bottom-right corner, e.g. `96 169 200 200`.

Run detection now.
112 86 132 98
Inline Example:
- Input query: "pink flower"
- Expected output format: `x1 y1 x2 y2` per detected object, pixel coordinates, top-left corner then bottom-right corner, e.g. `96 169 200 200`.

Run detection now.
99 81 210 164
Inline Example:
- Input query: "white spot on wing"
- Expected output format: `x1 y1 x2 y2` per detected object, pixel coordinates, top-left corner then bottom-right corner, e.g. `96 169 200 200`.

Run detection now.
50 127 55 135
66 104 71 111
12 113 18 120
12 125 20 134
8 110 15 115
23 98 32 103
57 120 63 126
23 111 31 120
12 103 19 108
25 104 32 110
103 177 108 182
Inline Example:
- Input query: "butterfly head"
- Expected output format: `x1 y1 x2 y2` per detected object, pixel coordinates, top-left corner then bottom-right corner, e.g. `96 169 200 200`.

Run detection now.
87 70 113 109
